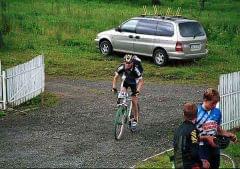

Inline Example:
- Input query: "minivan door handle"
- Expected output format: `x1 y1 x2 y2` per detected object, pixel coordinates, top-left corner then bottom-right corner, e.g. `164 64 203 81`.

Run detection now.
128 35 133 38
135 36 140 39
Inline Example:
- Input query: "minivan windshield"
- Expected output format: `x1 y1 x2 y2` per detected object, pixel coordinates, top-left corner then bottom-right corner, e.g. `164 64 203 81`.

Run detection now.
179 22 205 37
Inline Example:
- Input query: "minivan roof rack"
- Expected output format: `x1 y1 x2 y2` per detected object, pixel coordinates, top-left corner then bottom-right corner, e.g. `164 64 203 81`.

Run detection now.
140 6 188 20
139 15 188 20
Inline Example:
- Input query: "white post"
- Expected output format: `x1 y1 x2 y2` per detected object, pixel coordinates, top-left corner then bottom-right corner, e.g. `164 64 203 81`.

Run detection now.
2 71 7 110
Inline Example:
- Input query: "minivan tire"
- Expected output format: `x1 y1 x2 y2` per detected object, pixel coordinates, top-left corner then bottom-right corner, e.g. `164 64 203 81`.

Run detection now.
99 40 113 56
153 49 168 66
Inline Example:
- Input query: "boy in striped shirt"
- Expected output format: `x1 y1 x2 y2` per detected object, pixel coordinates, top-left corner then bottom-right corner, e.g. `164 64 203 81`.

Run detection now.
196 88 237 169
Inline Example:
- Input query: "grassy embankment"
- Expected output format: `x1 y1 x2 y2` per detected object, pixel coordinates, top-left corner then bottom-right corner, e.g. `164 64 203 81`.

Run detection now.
135 130 240 168
136 130 240 168
0 0 239 86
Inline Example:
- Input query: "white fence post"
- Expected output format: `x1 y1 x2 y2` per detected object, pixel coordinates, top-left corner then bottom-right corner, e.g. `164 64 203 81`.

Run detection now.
2 71 6 110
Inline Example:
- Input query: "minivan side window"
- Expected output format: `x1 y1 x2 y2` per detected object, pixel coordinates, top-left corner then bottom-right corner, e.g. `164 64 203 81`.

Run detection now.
136 19 158 35
179 22 206 37
121 20 138 33
156 22 174 37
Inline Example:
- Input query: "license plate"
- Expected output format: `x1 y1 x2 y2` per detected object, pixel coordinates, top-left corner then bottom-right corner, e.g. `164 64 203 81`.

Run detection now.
190 44 201 50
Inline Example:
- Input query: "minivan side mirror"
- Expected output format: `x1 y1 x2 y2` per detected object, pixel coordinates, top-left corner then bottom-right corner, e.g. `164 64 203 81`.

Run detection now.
115 26 121 32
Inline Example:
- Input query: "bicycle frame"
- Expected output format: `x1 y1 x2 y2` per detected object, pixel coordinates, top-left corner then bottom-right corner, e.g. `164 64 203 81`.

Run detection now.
114 91 133 140
117 92 132 120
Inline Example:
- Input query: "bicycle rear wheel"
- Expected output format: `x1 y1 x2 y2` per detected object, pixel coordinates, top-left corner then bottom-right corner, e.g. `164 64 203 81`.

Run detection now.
220 153 236 169
114 107 127 140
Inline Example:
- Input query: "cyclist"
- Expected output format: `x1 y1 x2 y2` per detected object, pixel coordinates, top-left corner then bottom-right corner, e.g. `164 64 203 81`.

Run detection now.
112 54 144 131
196 88 237 169
173 102 204 169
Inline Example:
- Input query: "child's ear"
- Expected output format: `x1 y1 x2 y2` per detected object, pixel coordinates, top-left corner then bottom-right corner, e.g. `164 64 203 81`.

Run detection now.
182 113 186 119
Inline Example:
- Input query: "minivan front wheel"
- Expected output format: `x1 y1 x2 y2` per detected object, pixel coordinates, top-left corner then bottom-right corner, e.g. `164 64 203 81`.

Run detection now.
99 40 113 55
153 49 168 66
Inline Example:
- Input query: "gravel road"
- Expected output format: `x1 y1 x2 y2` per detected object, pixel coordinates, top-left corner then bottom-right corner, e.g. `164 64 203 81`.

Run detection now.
0 78 206 168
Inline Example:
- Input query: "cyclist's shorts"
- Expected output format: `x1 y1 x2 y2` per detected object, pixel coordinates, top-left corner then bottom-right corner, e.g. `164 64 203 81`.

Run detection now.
122 81 137 96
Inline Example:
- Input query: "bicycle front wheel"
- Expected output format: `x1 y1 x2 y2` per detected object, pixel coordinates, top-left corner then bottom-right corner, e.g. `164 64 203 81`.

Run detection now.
114 107 127 140
220 153 236 169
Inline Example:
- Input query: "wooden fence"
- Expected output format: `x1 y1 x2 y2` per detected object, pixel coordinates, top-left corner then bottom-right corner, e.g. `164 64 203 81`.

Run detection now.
0 55 45 109
219 71 240 130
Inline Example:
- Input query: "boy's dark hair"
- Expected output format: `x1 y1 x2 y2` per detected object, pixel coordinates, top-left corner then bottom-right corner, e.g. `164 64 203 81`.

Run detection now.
183 102 197 120
203 88 220 102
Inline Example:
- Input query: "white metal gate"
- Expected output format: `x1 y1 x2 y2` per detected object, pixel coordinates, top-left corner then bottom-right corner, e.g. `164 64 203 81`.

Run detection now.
219 71 240 130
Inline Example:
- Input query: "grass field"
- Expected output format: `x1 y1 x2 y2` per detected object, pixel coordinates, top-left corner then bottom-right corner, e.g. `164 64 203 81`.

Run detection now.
0 0 239 85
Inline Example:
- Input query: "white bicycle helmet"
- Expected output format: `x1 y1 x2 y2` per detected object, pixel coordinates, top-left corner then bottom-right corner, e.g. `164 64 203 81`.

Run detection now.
124 54 134 63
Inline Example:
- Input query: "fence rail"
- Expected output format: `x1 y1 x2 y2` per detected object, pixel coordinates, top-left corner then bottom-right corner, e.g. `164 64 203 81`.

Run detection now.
219 71 240 130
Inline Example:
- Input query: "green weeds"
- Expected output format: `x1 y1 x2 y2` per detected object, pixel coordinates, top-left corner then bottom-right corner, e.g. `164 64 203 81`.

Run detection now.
135 130 240 168
0 111 6 117
15 91 59 110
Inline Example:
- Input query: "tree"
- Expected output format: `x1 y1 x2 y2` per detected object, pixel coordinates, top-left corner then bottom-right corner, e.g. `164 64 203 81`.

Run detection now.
199 0 206 10
0 0 10 49
0 32 3 49
152 0 161 5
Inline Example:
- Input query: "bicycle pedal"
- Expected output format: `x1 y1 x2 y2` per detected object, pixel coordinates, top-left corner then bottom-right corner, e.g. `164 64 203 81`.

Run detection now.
124 119 127 124
130 121 137 131
117 121 123 125
131 127 137 132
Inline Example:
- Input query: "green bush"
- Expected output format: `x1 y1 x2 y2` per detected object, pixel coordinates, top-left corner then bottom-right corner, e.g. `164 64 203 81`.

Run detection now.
0 111 6 117
0 0 239 85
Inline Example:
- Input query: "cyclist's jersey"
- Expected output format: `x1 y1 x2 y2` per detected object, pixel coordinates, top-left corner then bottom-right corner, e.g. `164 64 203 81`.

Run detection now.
173 120 201 169
116 56 143 84
196 104 222 145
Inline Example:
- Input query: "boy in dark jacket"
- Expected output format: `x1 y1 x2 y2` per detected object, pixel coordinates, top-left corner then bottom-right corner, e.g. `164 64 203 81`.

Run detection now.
173 102 204 169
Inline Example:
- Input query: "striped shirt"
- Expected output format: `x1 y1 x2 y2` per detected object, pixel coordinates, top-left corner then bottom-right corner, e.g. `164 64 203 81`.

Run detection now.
196 104 222 145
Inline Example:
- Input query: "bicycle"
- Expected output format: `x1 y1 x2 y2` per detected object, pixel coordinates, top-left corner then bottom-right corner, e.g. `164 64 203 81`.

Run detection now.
114 91 138 140
219 152 236 169
216 135 236 169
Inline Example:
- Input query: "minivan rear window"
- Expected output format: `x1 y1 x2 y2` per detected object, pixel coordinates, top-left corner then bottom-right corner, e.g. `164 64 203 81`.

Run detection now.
179 22 205 37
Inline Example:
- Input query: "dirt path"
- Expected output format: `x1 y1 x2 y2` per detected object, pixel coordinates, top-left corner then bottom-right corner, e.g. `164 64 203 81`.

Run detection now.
0 78 206 168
